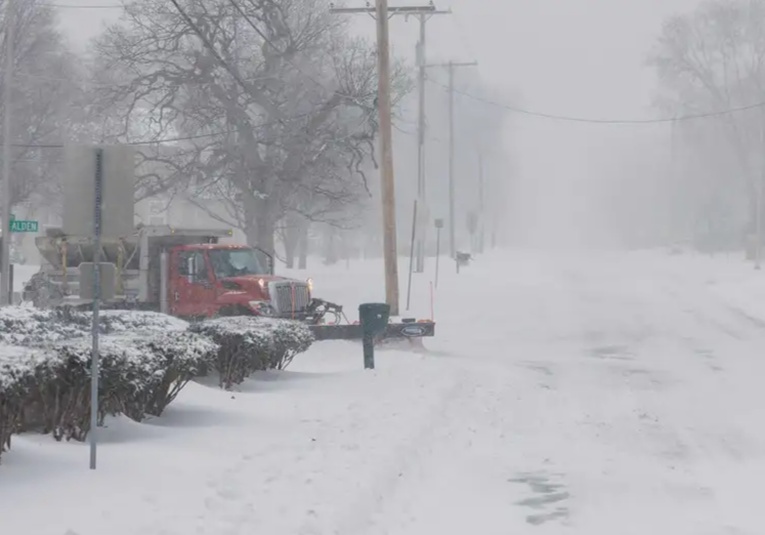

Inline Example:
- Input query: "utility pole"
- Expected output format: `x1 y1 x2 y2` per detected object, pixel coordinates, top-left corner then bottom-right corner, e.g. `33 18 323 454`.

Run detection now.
757 120 764 270
330 2 437 316
1 0 14 306
375 0 399 314
478 150 484 254
413 6 449 273
427 60 477 258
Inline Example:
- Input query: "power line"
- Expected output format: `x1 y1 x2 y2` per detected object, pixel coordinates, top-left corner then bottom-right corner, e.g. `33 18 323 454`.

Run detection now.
11 107 383 148
13 110 489 150
40 2 122 7
44 0 361 103
45 1 765 126
427 78 765 125
12 112 312 148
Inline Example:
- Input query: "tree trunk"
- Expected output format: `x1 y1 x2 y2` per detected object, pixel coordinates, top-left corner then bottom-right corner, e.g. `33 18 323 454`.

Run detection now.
244 197 276 258
256 217 276 257
283 214 309 269
324 225 338 265
298 221 309 270
283 223 299 269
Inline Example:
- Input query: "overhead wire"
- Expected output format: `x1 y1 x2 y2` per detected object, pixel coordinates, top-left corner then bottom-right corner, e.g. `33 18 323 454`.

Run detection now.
39 1 123 7
12 112 313 148
426 78 765 125
43 1 762 128
21 0 375 149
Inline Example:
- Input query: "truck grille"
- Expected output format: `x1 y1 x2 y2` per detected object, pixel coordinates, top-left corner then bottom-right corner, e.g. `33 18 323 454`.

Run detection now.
270 281 310 317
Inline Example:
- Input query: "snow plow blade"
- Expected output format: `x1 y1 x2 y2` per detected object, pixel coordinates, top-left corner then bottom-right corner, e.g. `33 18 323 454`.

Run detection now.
309 321 436 341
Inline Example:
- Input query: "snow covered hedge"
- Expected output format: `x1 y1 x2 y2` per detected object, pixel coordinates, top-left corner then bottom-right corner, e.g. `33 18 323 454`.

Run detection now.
20 332 219 441
0 347 45 457
0 308 314 462
189 316 314 389
0 309 217 443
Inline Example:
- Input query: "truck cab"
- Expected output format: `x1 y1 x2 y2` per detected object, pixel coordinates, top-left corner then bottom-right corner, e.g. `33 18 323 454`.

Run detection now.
26 225 312 319
168 244 311 319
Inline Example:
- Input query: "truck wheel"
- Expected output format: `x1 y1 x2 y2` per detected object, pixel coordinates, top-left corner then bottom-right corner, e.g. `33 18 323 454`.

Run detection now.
24 272 63 309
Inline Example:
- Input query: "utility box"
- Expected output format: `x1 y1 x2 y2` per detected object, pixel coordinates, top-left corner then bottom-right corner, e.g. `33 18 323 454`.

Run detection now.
79 262 117 301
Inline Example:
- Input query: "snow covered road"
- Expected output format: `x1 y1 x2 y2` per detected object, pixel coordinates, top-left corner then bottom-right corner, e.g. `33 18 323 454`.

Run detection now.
2 251 765 534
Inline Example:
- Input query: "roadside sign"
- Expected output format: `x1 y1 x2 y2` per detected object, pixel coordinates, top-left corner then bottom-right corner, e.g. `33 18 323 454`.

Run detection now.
10 218 38 233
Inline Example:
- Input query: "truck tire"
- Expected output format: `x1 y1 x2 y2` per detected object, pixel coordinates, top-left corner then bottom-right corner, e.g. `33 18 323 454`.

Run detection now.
216 305 253 317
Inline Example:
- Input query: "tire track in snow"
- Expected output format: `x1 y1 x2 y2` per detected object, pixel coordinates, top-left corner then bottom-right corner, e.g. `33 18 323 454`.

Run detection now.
183 360 473 535
326 370 476 535
332 365 569 534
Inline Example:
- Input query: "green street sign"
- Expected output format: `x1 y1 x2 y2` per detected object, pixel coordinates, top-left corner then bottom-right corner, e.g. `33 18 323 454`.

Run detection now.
10 219 38 233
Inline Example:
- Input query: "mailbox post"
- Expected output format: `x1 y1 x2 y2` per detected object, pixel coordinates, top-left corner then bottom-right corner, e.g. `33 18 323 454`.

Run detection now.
359 302 391 369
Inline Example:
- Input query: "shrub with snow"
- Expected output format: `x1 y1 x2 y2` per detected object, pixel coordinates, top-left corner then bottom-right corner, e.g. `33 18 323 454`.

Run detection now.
259 318 315 370
0 347 48 460
0 307 189 346
19 332 218 441
62 308 190 335
0 308 314 462
0 308 217 446
135 331 218 417
0 307 84 345
189 317 314 389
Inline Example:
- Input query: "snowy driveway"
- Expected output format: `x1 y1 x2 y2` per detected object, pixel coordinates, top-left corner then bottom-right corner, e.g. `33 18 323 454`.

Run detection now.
2 251 764 534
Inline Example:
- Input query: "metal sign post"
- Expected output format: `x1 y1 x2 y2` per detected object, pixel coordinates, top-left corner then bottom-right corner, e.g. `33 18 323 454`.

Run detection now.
434 218 443 288
90 148 104 470
62 143 134 470
406 200 417 310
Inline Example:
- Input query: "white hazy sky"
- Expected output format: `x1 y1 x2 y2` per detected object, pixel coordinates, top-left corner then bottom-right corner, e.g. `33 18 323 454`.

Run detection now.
57 0 705 245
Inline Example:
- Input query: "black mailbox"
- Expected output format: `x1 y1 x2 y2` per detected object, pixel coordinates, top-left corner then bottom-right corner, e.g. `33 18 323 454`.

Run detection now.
358 302 390 369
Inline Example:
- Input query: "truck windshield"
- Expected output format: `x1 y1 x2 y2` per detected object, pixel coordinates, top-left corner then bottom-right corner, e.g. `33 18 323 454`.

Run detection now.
209 249 266 278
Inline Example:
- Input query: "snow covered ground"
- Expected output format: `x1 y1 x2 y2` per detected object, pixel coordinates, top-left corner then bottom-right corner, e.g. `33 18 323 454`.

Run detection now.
2 249 765 534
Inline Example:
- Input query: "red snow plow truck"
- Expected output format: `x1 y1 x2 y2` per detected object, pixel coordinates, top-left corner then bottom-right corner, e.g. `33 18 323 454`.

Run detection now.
23 225 435 342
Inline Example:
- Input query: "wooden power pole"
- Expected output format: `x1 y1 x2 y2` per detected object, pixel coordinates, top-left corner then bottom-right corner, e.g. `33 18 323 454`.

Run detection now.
478 150 485 254
413 6 449 273
330 1 437 316
427 60 477 258
1 0 14 305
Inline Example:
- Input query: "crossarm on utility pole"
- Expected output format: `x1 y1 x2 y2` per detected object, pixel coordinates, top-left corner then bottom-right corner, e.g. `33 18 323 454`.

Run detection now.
330 4 438 16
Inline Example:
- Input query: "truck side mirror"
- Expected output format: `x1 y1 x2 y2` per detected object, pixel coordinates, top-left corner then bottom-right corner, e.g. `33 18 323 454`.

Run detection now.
255 247 274 275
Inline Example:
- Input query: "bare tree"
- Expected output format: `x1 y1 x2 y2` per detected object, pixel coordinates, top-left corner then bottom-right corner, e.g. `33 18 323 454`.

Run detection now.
649 0 765 240
0 0 81 211
89 0 412 256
